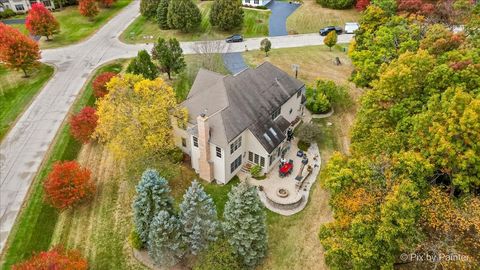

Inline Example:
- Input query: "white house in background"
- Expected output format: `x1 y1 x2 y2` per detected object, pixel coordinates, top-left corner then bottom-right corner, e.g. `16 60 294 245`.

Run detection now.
242 0 272 7
0 0 55 13
173 62 305 184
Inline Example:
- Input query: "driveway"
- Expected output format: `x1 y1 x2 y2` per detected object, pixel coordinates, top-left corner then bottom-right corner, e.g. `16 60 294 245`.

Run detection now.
223 52 248 74
0 0 353 252
1 18 26 25
268 0 301 37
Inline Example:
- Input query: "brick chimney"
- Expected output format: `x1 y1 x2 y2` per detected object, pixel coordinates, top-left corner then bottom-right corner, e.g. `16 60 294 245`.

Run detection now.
197 113 214 182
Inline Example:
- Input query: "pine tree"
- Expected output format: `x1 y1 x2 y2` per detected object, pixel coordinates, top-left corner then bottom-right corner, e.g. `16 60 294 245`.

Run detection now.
132 169 174 245
140 0 159 18
167 0 201 32
223 182 267 268
126 50 158 80
179 180 219 255
151 37 186 80
156 0 170 29
210 0 244 31
148 210 185 267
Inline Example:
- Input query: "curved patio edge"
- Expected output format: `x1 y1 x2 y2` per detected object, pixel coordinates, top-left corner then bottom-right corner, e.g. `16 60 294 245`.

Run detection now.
310 108 334 119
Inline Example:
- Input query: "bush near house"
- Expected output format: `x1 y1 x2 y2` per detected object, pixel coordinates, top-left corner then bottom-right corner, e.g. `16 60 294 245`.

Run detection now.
316 0 355 9
305 79 350 113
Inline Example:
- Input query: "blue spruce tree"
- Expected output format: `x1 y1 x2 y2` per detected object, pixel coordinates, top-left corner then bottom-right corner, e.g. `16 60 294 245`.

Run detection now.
132 169 174 245
148 210 185 266
179 180 220 255
223 182 267 268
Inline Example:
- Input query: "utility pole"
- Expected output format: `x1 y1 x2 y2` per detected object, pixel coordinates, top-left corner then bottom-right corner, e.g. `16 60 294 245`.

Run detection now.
292 64 299 79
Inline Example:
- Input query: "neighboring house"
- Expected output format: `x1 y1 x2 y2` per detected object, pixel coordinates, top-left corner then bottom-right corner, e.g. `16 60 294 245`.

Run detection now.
242 0 272 7
173 62 305 184
1 0 55 13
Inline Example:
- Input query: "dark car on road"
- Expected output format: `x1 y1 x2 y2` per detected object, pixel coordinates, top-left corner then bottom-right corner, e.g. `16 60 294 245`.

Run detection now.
319 26 342 36
226 34 244 43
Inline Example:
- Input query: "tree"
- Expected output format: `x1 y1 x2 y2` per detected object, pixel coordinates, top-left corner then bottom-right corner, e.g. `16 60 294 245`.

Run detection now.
132 169 174 244
305 79 351 113
151 37 186 80
179 180 219 255
92 71 117 98
79 0 99 21
0 23 41 77
97 0 115 8
324 30 337 51
194 237 242 270
148 210 185 267
355 0 370 11
210 0 244 31
260 38 271 56
223 182 267 268
69 106 98 144
156 0 170 29
371 0 397 14
167 0 201 32
140 0 159 18
43 161 95 210
25 3 60 41
94 74 186 160
126 50 158 80
12 246 88 270
316 0 355 9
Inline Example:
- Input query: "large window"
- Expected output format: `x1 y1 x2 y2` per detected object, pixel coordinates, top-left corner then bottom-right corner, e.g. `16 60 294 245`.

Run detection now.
271 107 281 120
216 147 222 158
230 155 242 173
249 151 265 167
15 4 25 11
193 136 198 147
230 136 242 154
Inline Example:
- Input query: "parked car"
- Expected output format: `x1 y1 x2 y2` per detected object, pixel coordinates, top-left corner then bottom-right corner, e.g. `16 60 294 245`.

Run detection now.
226 34 244 43
344 22 360 34
319 26 342 36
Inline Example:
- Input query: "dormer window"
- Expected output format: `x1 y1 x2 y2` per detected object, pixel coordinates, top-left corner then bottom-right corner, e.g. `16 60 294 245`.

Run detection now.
271 108 281 120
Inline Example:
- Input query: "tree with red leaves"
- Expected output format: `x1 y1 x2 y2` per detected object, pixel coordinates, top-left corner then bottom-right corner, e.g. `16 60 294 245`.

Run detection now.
12 246 88 270
0 23 41 77
43 161 95 210
69 106 98 144
97 0 115 8
355 0 370 11
25 3 60 41
79 0 99 21
92 72 117 98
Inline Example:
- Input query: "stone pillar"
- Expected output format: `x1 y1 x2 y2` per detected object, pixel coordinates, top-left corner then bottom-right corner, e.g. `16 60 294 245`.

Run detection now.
197 114 214 182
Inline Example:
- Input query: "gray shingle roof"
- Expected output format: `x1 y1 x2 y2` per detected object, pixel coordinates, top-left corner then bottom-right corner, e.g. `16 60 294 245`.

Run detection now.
181 62 304 152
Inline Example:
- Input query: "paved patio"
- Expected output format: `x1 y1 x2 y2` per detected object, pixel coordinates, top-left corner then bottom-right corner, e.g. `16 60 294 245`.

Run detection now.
247 137 321 216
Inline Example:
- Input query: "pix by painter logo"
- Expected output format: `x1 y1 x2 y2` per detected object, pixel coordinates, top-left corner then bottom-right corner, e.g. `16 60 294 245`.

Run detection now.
400 252 471 263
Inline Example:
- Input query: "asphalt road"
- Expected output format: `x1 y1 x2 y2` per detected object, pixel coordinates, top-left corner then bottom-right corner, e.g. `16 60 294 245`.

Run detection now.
0 0 353 252
268 0 300 36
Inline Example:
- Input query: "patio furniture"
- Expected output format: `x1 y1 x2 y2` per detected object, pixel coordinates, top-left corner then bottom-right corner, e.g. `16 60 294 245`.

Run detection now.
296 150 304 157
279 162 293 177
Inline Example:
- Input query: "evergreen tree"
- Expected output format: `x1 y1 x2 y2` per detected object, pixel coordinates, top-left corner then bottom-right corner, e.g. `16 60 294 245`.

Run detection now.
126 50 158 80
223 182 267 268
167 0 201 32
156 0 170 29
210 0 244 31
148 210 185 266
151 37 186 80
179 180 220 255
132 169 174 245
140 0 159 18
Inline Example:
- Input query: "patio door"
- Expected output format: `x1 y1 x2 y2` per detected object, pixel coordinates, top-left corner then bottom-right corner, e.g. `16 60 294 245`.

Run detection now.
248 151 265 168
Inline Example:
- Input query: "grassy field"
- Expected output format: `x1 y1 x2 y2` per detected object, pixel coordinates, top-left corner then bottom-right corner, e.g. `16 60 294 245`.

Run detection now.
0 64 54 141
287 0 360 34
121 2 270 44
0 60 126 270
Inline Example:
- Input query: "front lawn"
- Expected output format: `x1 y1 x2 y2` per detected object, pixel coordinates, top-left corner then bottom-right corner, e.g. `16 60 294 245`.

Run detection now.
287 0 360 34
121 2 270 44
0 64 54 141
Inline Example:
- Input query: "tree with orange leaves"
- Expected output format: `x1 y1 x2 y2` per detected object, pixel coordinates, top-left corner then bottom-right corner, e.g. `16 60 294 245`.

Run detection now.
69 106 98 144
79 0 99 21
43 161 95 210
92 71 117 98
0 23 41 77
12 246 88 270
25 3 60 41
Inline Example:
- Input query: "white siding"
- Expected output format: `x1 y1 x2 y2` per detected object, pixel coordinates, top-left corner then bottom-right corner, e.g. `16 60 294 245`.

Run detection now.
223 133 247 183
280 89 303 123
210 143 226 184
244 130 269 174
243 0 272 7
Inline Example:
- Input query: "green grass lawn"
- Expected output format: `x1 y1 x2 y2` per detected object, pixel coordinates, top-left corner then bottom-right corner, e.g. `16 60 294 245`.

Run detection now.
0 60 126 270
121 2 270 44
0 64 54 141
287 0 360 34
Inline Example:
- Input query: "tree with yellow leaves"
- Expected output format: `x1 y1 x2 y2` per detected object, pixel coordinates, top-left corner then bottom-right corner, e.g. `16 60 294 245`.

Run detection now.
95 74 187 161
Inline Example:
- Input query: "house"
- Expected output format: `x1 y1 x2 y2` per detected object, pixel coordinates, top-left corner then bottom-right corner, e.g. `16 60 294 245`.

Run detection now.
242 0 272 7
0 0 55 13
173 62 305 184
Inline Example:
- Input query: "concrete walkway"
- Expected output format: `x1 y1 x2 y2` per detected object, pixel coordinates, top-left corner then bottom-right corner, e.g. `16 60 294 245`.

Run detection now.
268 0 301 36
0 0 353 252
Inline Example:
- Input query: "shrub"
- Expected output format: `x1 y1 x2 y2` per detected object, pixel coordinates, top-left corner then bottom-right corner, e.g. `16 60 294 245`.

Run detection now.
298 140 311 152
43 161 95 210
306 89 331 113
296 122 321 144
168 147 184 163
129 229 144 250
12 246 88 270
250 164 262 178
69 106 98 144
316 0 355 9
140 0 159 18
194 237 242 270
306 79 351 113
92 71 117 98
0 9 16 19
126 50 158 80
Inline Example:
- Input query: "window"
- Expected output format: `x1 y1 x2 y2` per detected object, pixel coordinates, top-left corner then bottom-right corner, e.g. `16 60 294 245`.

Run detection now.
42 0 52 6
248 151 253 162
15 4 25 11
245 0 250 3
254 0 259 4
230 136 242 154
193 136 198 147
271 108 281 120
260 157 265 167
181 138 187 147
216 147 222 158
248 151 265 168
230 155 242 173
